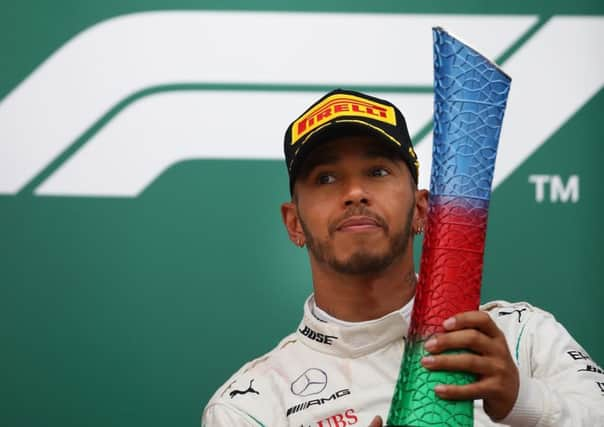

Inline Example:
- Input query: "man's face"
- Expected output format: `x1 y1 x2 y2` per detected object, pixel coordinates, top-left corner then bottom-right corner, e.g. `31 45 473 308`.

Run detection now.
288 135 418 275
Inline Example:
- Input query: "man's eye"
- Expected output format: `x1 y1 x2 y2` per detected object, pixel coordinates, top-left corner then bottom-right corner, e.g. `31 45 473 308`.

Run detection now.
371 168 389 177
317 174 336 184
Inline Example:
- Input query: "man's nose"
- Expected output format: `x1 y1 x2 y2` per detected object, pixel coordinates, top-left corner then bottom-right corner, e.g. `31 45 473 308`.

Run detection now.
343 177 370 207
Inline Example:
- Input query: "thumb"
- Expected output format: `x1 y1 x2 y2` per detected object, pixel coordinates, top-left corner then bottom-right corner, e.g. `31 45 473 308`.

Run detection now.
368 416 383 427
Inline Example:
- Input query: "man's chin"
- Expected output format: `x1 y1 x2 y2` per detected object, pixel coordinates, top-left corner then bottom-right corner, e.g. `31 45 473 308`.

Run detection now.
330 250 396 275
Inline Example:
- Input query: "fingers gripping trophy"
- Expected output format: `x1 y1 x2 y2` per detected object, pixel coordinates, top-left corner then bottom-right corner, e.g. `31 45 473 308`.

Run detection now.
387 28 512 426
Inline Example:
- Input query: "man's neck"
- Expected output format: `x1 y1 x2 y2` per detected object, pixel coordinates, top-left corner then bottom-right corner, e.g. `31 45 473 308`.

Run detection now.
311 258 417 322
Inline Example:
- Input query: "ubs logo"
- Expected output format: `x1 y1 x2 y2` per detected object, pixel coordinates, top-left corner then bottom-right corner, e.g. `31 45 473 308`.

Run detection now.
290 368 328 397
316 408 359 426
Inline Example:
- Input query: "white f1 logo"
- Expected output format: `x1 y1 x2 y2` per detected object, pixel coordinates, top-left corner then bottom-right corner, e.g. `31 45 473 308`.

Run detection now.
0 12 602 197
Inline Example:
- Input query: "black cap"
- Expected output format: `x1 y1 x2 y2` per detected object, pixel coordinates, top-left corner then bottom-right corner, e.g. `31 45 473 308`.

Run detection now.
284 89 419 194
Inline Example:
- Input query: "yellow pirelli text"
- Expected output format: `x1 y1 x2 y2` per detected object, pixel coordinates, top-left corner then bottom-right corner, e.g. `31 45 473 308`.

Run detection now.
291 94 397 144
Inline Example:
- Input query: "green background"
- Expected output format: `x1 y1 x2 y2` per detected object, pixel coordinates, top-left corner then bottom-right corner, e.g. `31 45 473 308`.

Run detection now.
1 1 602 426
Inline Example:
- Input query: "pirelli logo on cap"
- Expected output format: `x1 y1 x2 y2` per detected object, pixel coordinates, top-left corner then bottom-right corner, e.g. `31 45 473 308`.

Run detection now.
291 94 396 144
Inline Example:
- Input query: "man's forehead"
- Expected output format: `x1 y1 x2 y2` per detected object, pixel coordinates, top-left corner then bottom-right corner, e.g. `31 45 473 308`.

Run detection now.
304 136 401 166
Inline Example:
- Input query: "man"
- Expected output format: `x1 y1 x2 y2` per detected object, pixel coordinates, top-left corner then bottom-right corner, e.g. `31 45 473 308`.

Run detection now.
202 89 604 426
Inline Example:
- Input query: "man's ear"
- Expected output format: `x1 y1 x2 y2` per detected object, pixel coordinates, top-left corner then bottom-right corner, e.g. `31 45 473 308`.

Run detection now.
414 189 429 230
281 201 305 247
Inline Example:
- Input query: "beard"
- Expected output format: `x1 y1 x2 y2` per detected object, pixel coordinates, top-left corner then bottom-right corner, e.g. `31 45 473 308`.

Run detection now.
299 204 415 276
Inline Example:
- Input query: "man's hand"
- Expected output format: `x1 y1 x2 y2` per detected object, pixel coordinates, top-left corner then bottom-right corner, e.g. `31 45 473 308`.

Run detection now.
368 416 382 427
420 311 520 421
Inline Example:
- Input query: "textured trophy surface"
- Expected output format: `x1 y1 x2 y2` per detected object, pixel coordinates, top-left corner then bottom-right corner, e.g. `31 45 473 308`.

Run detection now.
387 28 511 426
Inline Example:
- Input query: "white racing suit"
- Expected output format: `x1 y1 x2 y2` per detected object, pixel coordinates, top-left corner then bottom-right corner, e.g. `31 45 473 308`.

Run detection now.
202 296 604 426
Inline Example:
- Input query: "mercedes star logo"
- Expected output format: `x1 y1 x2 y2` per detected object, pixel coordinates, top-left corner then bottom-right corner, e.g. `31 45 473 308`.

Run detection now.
290 368 328 397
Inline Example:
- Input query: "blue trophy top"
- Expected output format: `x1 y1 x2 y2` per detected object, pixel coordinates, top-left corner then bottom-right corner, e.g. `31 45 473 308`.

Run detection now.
430 27 512 201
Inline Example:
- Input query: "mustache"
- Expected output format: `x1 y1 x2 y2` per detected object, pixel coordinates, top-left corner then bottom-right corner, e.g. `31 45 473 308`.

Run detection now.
328 206 388 236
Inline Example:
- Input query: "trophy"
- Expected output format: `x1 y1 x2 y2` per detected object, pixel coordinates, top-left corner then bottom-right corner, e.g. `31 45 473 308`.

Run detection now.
387 27 512 426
